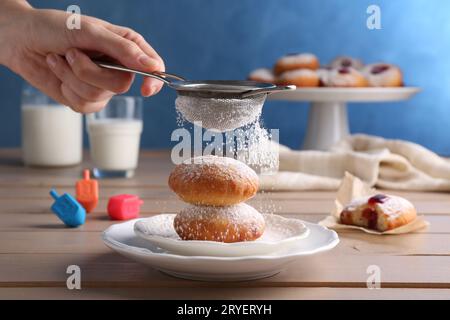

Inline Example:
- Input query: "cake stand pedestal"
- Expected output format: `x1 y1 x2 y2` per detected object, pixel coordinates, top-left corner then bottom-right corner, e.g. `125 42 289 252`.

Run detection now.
268 87 420 150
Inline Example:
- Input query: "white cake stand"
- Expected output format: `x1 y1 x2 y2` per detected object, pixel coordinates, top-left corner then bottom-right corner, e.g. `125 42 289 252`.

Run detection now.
268 87 420 150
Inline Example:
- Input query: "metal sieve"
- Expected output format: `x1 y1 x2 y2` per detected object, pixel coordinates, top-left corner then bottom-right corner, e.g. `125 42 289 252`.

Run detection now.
95 61 295 131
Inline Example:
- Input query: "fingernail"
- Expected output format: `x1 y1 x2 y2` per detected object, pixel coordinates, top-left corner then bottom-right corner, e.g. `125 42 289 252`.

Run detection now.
142 89 151 97
150 85 159 95
46 54 57 68
138 55 156 68
66 50 76 65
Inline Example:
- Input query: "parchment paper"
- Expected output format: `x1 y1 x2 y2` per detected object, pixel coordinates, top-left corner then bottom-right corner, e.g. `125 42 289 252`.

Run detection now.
318 172 430 235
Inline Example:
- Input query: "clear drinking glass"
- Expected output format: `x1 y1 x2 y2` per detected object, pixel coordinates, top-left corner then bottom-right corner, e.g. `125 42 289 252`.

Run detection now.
21 84 82 167
86 96 143 178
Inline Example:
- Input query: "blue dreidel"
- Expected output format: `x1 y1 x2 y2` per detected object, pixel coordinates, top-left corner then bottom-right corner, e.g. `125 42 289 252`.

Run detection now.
50 189 86 228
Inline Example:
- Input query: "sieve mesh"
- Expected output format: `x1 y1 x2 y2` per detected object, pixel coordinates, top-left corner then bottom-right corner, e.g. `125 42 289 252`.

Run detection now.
175 95 266 132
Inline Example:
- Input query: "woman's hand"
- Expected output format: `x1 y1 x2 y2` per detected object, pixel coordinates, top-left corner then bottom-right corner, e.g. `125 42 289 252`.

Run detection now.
0 1 165 113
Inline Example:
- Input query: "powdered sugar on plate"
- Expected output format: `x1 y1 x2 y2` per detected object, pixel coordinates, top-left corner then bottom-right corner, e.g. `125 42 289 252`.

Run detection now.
134 213 310 257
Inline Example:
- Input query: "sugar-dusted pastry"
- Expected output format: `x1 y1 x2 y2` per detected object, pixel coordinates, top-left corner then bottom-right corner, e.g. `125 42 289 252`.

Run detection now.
248 68 275 83
325 67 368 87
316 67 331 87
276 69 320 87
330 56 364 70
363 63 403 87
274 53 319 75
174 203 265 242
340 194 417 231
168 155 259 206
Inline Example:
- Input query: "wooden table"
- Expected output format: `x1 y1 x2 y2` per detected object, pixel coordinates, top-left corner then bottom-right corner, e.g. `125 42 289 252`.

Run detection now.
1 149 450 300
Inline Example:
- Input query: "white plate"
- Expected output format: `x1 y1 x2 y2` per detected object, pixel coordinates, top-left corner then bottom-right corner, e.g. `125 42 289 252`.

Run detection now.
133 214 310 257
268 87 420 102
102 219 339 281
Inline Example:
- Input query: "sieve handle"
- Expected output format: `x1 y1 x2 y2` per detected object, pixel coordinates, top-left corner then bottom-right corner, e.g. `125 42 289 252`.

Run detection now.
93 61 186 84
241 85 296 98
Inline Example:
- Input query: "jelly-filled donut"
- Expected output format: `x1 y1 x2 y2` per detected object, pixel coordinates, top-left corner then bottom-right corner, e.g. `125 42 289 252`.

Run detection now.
330 56 364 70
168 155 259 206
363 63 403 87
325 67 368 87
248 68 275 83
340 194 417 232
316 68 331 87
174 203 265 242
274 53 319 75
276 69 320 87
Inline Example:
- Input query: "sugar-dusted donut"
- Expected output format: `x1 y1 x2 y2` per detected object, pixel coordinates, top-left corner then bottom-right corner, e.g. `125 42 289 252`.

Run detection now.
363 63 403 87
316 68 331 87
168 155 259 206
324 67 368 87
174 203 265 242
274 53 319 75
330 56 364 70
248 68 275 83
276 69 320 87
340 194 417 231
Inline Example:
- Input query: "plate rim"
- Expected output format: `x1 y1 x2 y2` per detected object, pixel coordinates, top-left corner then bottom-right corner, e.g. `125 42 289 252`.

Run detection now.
268 86 421 102
271 86 421 93
102 219 339 262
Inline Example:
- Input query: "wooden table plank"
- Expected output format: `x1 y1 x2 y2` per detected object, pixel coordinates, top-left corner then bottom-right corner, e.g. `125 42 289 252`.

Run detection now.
1 197 449 215
0 151 172 188
3 186 450 202
0 149 449 299
0 230 449 256
0 254 449 288
0 212 445 234
2 287 450 300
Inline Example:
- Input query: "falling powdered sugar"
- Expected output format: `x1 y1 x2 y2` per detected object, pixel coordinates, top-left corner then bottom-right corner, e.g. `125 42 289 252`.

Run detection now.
234 121 279 175
174 95 280 175
174 92 281 219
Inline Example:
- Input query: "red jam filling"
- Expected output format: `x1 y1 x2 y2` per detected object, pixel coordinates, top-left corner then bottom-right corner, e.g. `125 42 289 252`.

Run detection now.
338 67 350 74
362 208 378 230
371 65 390 74
368 194 388 206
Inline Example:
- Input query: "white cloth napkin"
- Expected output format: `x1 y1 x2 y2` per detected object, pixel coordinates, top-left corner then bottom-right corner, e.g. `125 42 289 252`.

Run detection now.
260 134 450 191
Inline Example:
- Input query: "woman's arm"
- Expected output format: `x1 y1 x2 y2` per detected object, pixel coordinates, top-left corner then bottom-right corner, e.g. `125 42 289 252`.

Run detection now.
0 0 165 113
0 1 32 67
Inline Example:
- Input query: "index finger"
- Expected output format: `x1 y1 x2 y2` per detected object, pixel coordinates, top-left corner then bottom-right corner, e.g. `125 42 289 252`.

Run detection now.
76 24 161 72
105 25 166 96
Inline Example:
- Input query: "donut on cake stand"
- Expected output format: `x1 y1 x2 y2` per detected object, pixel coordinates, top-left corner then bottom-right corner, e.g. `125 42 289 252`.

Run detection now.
268 87 420 150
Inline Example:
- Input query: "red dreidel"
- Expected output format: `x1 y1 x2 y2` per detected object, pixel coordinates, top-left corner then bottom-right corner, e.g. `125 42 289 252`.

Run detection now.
107 194 144 220
76 169 99 213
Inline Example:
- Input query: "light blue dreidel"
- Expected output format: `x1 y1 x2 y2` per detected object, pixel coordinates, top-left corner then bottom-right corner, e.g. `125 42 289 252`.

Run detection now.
50 189 86 227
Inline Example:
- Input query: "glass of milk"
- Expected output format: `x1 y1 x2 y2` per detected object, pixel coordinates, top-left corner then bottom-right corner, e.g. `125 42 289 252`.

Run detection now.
87 96 143 178
21 85 82 167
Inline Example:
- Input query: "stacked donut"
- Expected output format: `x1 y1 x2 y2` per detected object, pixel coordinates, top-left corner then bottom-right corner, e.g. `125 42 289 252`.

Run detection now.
248 53 403 88
168 155 265 243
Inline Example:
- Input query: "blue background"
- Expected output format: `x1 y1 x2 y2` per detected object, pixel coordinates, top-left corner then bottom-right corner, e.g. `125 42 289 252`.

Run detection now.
0 0 448 153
